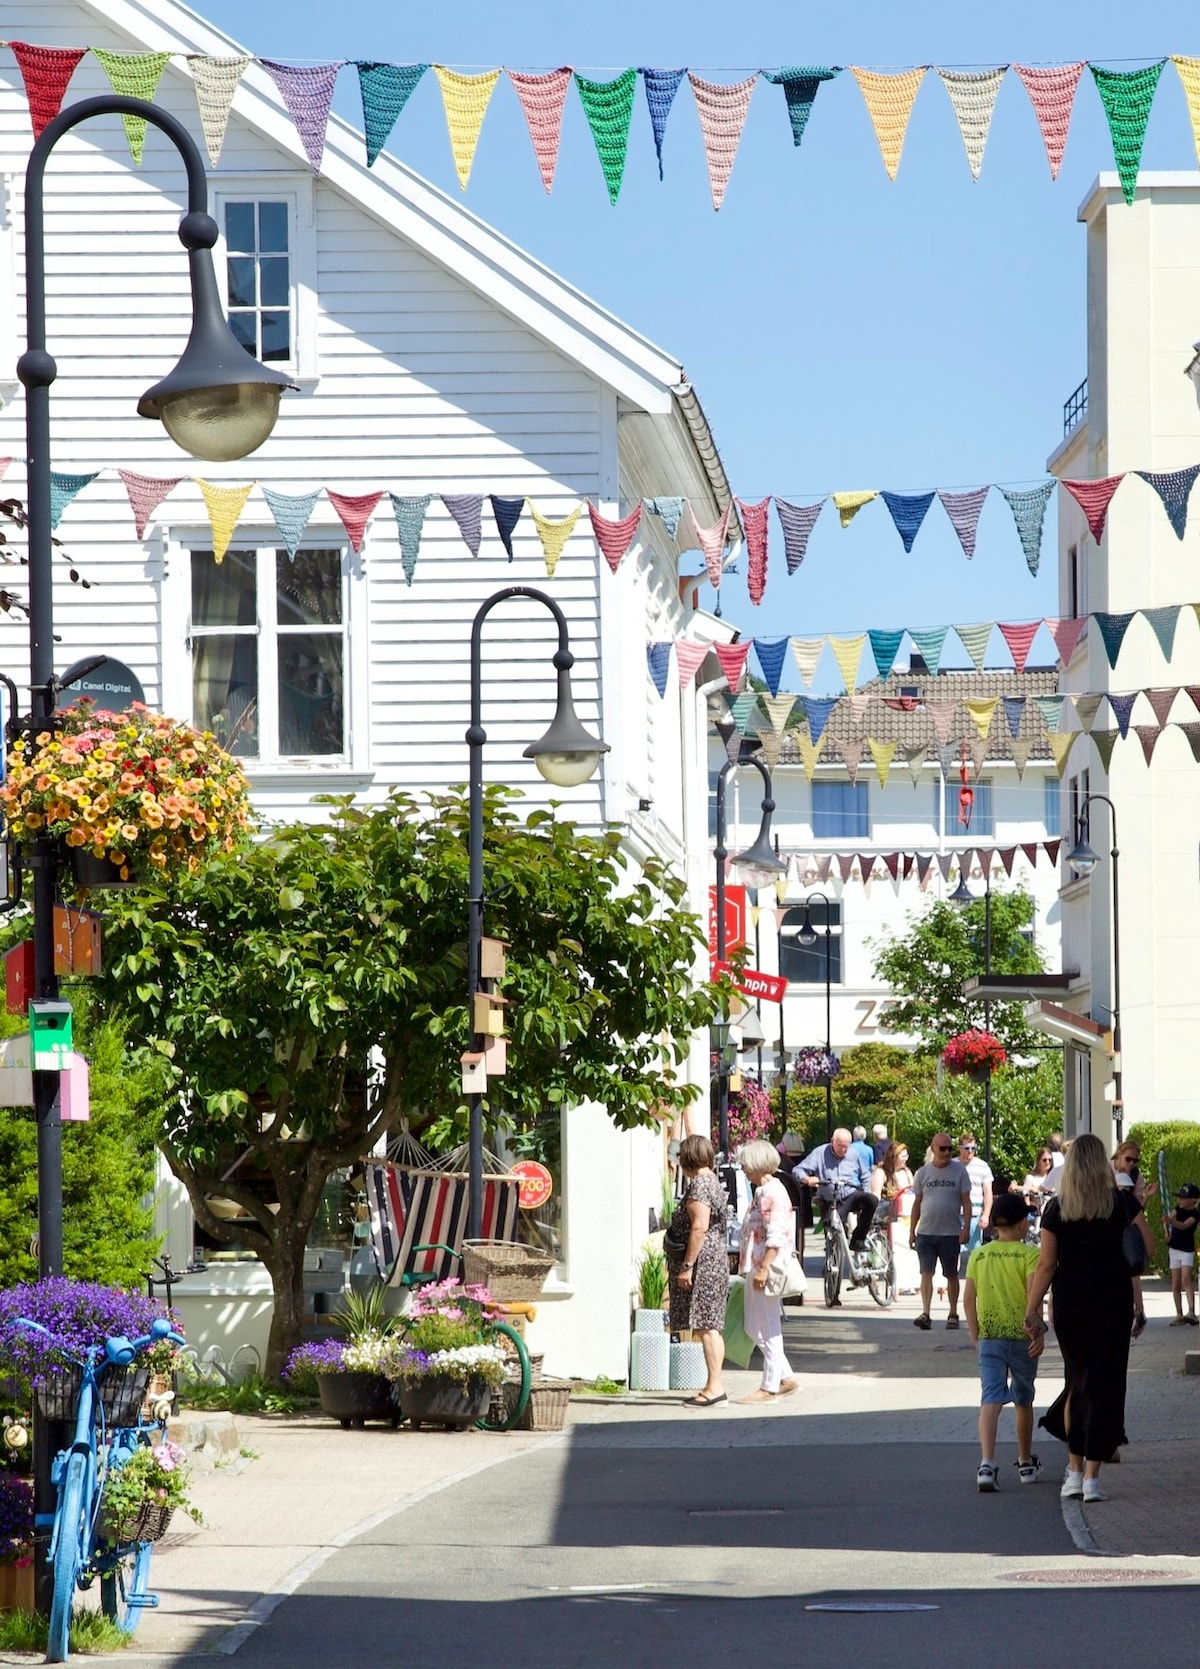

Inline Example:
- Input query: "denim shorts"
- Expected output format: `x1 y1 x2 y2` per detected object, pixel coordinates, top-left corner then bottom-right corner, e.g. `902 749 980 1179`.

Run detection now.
978 1336 1037 1407
915 1233 960 1277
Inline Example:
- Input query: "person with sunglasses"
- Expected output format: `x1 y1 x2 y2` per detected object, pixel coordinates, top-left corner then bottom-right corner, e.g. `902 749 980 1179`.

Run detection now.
909 1134 973 1331
957 1133 995 1275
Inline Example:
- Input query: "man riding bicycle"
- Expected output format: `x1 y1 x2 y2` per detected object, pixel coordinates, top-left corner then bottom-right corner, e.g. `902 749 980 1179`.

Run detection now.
797 1127 880 1254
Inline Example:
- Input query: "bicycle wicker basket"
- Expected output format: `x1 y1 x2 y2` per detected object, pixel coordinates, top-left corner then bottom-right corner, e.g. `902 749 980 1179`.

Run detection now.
461 1240 555 1301
100 1502 175 1545
35 1363 148 1425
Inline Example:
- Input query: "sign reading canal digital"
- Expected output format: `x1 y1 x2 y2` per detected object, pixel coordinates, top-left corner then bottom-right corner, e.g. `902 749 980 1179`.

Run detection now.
59 656 146 713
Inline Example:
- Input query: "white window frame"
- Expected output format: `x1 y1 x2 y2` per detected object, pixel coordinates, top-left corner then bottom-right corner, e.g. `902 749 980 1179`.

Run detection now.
209 174 318 387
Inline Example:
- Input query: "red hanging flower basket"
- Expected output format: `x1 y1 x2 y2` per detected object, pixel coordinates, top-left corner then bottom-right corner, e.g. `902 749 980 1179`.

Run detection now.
941 1029 1006 1078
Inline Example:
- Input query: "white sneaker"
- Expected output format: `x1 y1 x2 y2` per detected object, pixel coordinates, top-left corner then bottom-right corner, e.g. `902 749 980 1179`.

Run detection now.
1017 1455 1041 1485
1083 1478 1108 1503
977 1461 999 1492
1060 1470 1084 1499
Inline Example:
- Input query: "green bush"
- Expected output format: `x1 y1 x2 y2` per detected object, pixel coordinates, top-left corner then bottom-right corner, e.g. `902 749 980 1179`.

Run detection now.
1126 1121 1200 1277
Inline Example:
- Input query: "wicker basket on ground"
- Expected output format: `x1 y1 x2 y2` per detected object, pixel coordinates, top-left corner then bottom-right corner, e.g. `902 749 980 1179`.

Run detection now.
462 1240 555 1302
517 1380 571 1432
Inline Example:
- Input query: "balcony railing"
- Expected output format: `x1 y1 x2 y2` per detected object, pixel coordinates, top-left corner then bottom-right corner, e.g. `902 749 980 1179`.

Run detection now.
1063 378 1088 437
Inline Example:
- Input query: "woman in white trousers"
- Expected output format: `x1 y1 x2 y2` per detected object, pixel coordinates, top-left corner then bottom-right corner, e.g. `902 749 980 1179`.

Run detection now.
737 1140 800 1403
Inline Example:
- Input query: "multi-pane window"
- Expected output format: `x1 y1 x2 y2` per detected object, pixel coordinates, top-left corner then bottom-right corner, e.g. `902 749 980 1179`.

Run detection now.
225 201 291 363
779 900 843 984
939 779 994 838
811 781 869 840
190 548 346 761
1043 776 1061 837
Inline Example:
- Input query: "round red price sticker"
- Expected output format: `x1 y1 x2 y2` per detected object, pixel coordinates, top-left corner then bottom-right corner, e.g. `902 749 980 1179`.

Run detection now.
509 1160 553 1210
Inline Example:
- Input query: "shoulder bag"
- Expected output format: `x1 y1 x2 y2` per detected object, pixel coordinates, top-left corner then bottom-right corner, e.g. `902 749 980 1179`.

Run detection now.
763 1249 806 1300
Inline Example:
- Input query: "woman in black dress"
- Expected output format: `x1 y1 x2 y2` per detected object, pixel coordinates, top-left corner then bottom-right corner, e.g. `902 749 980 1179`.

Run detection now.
666 1133 729 1407
1025 1133 1153 1503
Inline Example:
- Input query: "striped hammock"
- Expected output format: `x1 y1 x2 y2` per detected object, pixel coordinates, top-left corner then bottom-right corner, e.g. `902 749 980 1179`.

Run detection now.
364 1147 520 1287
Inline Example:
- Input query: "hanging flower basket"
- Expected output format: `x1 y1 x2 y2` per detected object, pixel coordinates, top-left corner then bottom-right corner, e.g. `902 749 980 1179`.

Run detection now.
942 1029 1007 1079
793 1047 839 1086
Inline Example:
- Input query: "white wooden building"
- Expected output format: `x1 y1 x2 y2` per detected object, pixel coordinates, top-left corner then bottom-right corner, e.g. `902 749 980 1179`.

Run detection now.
0 0 735 1378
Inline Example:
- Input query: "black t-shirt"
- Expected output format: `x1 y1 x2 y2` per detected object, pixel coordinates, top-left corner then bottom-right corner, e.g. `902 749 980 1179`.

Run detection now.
1169 1205 1200 1254
1040 1188 1140 1308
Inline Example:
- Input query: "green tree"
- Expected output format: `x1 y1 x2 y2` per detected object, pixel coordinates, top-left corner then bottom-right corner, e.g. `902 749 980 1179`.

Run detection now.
93 788 720 1377
868 888 1046 1056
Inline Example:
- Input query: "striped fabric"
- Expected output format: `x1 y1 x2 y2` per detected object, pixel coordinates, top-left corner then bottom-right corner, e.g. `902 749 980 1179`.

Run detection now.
365 1162 520 1286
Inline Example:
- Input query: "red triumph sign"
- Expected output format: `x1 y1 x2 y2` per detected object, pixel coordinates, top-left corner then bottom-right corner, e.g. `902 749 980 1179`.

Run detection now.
509 1160 554 1210
712 959 788 1004
707 885 748 956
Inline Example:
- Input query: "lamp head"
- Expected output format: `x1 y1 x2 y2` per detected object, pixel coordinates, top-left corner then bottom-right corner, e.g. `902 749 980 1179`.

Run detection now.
733 828 786 891
522 669 609 789
948 873 974 906
796 908 818 949
1067 831 1100 878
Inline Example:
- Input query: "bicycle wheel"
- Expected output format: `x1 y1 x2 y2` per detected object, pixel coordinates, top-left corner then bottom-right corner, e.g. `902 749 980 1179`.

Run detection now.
48 1448 89 1663
100 1541 153 1634
822 1229 842 1308
475 1320 532 1432
866 1231 896 1309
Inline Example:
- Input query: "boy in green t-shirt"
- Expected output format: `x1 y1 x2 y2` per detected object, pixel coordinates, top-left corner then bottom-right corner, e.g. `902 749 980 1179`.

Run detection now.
964 1191 1045 1493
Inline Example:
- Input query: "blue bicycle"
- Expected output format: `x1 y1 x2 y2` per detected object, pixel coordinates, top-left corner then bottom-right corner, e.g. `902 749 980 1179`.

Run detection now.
17 1315 185 1662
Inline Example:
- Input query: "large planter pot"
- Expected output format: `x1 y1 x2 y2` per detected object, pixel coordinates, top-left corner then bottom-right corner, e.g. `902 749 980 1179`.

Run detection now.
0 1561 34 1613
317 1370 398 1429
394 1374 492 1431
629 1330 669 1392
634 1308 666 1334
68 847 137 889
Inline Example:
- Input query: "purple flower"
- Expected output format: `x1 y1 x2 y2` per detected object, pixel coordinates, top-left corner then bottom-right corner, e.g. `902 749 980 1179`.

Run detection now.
0 1474 33 1561
0 1279 167 1393
282 1339 346 1382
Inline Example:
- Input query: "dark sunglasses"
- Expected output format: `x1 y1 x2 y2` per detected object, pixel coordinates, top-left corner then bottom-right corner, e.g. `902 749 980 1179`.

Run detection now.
934 1145 952 1153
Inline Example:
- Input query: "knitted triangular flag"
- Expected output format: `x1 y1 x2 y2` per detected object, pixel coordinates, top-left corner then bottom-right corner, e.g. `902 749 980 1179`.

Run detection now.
1174 57 1200 166
791 637 823 687
998 620 1041 672
356 62 428 168
838 853 857 883
797 732 824 782
390 493 431 585
688 502 733 589
1141 604 1181 661
262 486 320 559
857 853 878 884
327 490 381 554
1091 730 1119 772
955 622 992 673
1073 694 1104 734
588 502 640 574
1143 688 1177 727
1009 739 1032 780
998 482 1053 576
775 498 824 573
641 68 686 178
575 70 638 204
846 693 871 729
761 694 796 733
879 490 935 553
753 638 789 696
530 501 584 576
937 66 1006 180
645 496 686 538
688 73 758 211
763 65 839 147
1043 838 1062 866
935 853 954 884
1107 692 1137 738
835 740 862 786
1014 62 1084 179
868 737 895 788
1049 732 1077 780
730 690 762 735
970 738 989 779
188 56 251 167
508 68 571 192
965 697 998 742
92 51 172 163
434 67 501 189
927 702 955 745
736 497 771 604
441 495 483 557
1047 616 1086 669
197 480 253 564
1187 685 1200 718
1090 61 1166 205
832 489 877 529
10 43 87 140
814 854 834 885
674 640 709 688
1002 694 1026 737
829 634 866 692
260 60 346 174
48 470 99 531
799 696 838 745
916 852 934 888
753 727 782 770
998 846 1018 878
1094 610 1136 669
1177 721 1200 765
868 629 905 681
1061 473 1124 544
647 642 672 698
1135 465 1200 540
491 496 525 561
851 66 927 179
117 470 183 541
903 743 928 785
909 626 949 675
1034 695 1066 734
714 642 752 692
1134 725 1162 766
937 486 989 559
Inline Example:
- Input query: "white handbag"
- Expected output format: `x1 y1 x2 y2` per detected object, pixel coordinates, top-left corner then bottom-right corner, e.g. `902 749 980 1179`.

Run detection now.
763 1251 806 1300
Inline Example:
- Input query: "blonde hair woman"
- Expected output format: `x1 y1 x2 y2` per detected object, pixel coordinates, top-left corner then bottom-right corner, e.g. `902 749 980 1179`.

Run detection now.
1025 1133 1153 1503
737 1140 799 1404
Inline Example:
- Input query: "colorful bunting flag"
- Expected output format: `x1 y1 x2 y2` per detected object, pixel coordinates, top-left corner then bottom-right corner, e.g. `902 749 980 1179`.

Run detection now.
835 740 863 786
909 626 949 674
674 640 709 688
1107 692 1137 738
259 59 345 175
832 489 877 529
880 489 935 552
737 497 771 604
1048 733 1076 778
434 67 502 190
262 486 320 558
588 502 641 574
441 494 483 556
791 637 823 687
645 496 686 539
1002 694 1026 737
775 498 824 573
1173 57 1200 167
197 480 254 564
1061 473 1124 544
903 743 928 785
647 642 672 697
829 634 866 692
937 486 989 559
868 737 895 788
507 68 572 192
530 501 584 576
729 690 762 735
1141 604 1181 660
356 62 429 168
715 719 741 764
1090 61 1166 205
48 470 98 531
575 70 638 204
851 66 927 179
1134 464 1200 539
391 493 432 584
10 42 87 139
998 847 1018 878
927 703 955 745
688 502 734 589
1187 686 1200 719
1034 695 1066 734
714 641 752 691
490 495 524 561
1143 688 1177 727
1177 721 1200 765
799 695 838 745
764 66 840 147
937 66 1007 180
761 694 796 732
641 68 686 178
188 56 251 167
1091 730 1119 772
1047 616 1086 668
92 51 172 163
868 628 905 680
753 638 789 696
689 73 758 211
998 620 1041 672
1135 724 1162 765
327 489 381 554
965 697 998 741
1094 609 1136 668
955 622 992 673
1072 693 1104 733
797 731 824 782
117 470 182 541
1009 739 1032 779
998 481 1053 576
753 727 782 770
1014 62 1084 179
846 694 871 729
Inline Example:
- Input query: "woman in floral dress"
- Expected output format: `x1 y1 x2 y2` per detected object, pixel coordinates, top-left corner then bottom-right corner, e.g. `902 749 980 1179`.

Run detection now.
667 1133 730 1406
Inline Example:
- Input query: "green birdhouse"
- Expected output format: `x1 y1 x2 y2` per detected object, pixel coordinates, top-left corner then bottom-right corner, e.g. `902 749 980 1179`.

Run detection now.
28 999 73 1070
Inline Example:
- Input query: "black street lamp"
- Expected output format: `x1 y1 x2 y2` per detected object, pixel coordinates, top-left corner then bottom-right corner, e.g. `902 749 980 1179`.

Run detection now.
465 586 608 1238
796 891 836 1139
950 860 995 1164
712 756 785 1155
17 94 293 1614
1066 793 1123 1141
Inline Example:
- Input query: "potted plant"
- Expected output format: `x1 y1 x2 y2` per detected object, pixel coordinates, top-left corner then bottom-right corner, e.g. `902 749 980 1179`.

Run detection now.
0 1472 33 1613
0 1279 168 1422
634 1246 666 1335
284 1287 400 1428
98 1438 202 1545
793 1046 840 1086
0 699 253 887
380 1279 506 1430
941 1029 1007 1083
727 1076 772 1149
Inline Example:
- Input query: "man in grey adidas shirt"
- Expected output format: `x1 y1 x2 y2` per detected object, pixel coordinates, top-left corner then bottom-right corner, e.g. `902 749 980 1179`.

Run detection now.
909 1133 972 1333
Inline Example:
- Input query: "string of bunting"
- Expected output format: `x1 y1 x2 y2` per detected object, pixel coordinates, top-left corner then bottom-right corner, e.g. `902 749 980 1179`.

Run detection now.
772 844 1063 892
7 45 1200 205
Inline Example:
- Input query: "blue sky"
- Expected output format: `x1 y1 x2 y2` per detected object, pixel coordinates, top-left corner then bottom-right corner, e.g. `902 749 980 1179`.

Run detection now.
190 0 1200 673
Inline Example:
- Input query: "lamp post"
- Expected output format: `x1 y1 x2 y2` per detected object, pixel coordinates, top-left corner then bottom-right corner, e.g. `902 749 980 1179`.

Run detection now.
796 891 836 1139
1066 794 1122 1142
465 585 608 1238
712 756 785 1156
18 94 293 1616
950 861 994 1164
